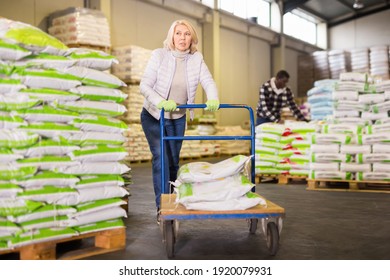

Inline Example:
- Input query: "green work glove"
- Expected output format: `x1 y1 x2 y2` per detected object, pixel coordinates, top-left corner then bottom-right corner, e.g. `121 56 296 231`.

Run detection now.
157 100 177 112
205 99 220 112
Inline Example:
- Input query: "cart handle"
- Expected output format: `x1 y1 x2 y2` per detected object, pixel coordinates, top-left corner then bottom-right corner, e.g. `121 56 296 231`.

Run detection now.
160 103 256 194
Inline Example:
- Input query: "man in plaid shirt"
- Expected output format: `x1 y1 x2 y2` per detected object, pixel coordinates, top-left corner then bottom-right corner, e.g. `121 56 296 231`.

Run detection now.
256 70 308 126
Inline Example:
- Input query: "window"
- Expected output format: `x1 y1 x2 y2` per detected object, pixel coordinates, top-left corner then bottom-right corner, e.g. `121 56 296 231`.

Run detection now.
217 0 270 26
283 11 317 45
199 0 214 8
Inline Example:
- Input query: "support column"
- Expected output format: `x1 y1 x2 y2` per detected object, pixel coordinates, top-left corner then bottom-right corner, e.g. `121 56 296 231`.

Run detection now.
272 0 286 74
201 0 220 121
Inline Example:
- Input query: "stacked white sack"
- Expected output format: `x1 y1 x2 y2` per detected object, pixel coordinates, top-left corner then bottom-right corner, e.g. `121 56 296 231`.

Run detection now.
369 45 389 80
326 72 387 126
0 18 128 250
307 79 337 120
349 48 370 74
120 85 144 123
122 124 152 162
328 49 347 80
357 122 390 181
214 125 250 155
111 45 152 84
312 51 330 81
48 7 111 48
173 155 266 211
309 126 356 180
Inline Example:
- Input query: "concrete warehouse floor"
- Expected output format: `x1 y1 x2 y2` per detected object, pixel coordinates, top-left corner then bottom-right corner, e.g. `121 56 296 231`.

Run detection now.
85 157 390 260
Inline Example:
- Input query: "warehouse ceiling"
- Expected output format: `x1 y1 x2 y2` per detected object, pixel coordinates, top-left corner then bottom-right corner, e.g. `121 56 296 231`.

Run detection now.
283 0 390 27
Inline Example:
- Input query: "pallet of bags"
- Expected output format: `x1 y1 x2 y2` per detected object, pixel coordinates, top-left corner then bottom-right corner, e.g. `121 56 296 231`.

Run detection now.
47 7 111 48
0 17 130 255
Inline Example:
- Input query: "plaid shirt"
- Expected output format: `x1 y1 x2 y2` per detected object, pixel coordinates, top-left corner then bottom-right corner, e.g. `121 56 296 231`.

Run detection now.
256 79 306 122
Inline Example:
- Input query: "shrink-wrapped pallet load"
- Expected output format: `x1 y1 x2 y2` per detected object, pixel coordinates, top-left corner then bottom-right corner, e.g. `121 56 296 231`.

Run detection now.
47 7 111 48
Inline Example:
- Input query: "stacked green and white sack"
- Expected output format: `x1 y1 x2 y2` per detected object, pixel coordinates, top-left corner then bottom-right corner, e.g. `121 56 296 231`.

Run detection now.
255 122 317 177
0 17 130 250
172 155 266 211
326 72 390 126
309 121 390 181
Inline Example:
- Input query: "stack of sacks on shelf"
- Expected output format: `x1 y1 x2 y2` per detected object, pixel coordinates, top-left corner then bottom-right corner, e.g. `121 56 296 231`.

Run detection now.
369 45 389 80
48 7 111 48
349 48 370 73
328 49 347 80
172 155 266 211
255 122 317 177
111 45 152 83
214 125 250 155
180 129 203 159
120 85 144 123
180 129 219 159
307 79 337 120
0 18 129 250
312 51 330 81
122 124 152 162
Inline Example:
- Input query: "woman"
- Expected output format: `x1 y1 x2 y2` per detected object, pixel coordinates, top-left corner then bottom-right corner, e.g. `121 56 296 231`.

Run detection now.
140 19 219 223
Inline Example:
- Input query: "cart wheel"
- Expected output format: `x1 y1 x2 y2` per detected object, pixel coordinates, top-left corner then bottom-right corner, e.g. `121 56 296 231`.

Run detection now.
248 218 258 234
163 221 174 258
266 222 279 256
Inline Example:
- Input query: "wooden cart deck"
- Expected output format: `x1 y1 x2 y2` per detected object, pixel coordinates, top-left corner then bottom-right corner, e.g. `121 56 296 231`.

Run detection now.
160 193 285 221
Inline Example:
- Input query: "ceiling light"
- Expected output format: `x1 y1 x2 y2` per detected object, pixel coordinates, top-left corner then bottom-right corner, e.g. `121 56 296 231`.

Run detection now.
353 0 364 9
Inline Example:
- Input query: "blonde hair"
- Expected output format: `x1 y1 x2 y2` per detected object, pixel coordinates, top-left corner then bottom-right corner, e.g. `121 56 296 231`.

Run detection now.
163 19 198 54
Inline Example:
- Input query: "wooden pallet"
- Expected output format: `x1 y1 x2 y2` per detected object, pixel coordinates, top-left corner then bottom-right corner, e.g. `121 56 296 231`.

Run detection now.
67 44 111 53
307 179 390 193
255 174 307 184
0 227 126 260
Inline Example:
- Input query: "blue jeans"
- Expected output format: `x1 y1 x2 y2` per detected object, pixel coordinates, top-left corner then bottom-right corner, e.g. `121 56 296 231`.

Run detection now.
140 108 186 209
256 117 272 126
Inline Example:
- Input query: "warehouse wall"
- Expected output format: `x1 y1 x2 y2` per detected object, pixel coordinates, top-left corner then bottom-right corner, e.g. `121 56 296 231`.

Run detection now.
0 0 318 126
0 0 83 30
329 9 390 49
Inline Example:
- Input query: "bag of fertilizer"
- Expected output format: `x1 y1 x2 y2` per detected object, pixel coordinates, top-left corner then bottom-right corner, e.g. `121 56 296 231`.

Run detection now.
356 172 390 181
19 88 80 102
340 162 371 172
173 174 254 204
339 144 371 154
310 153 352 163
69 86 127 103
62 66 126 88
0 17 69 55
309 171 353 180
356 153 390 163
67 48 118 71
14 53 75 69
177 155 252 183
180 192 266 211
0 38 31 60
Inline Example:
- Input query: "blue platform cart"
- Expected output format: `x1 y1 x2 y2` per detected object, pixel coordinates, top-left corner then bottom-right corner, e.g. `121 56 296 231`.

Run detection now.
159 104 285 258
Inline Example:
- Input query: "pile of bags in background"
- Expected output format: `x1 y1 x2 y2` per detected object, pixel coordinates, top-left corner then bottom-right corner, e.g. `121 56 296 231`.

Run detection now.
172 155 266 211
255 122 317 177
0 17 130 250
